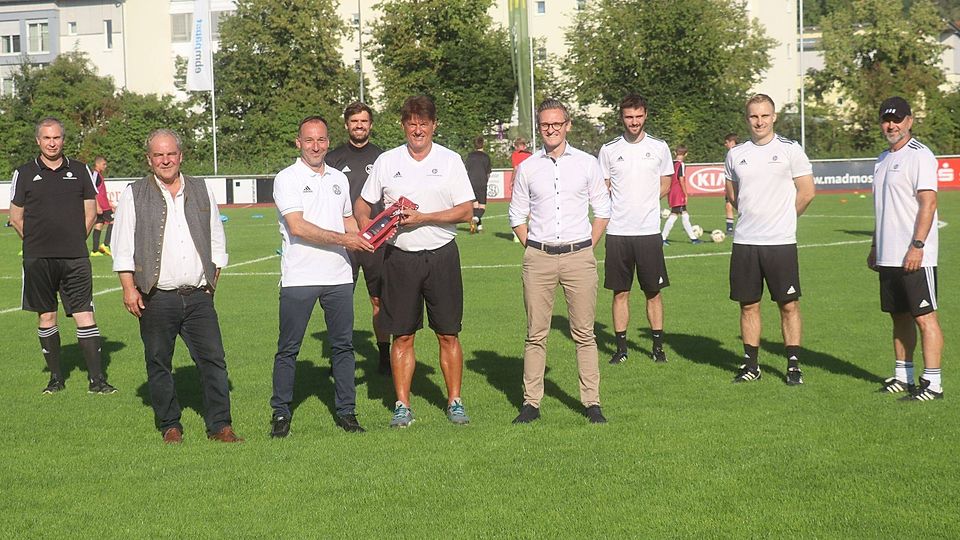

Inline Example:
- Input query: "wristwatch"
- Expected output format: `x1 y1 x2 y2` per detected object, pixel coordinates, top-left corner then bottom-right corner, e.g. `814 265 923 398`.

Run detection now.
912 239 925 249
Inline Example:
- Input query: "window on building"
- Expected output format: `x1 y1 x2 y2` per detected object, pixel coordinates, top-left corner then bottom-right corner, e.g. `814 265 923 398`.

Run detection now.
26 21 49 53
577 0 587 10
351 13 361 27
1 34 21 55
1 77 14 96
104 20 113 49
211 11 225 40
171 13 192 43
536 1 545 14
67 22 77 35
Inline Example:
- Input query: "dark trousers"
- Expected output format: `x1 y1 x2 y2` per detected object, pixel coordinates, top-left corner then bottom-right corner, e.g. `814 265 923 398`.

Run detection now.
271 284 356 418
139 289 232 435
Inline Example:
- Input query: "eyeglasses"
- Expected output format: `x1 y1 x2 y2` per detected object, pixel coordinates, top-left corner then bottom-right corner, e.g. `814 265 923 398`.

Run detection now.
538 121 567 132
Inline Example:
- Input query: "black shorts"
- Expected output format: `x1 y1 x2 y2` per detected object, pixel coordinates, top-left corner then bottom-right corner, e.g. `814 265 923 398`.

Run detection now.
669 205 687 213
22 257 94 316
604 234 669 293
879 266 938 316
729 243 800 303
380 240 463 335
471 182 487 205
96 210 114 224
349 248 384 298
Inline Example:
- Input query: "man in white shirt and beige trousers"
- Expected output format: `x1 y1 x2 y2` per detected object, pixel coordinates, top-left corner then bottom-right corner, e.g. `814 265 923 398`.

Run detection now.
509 99 612 425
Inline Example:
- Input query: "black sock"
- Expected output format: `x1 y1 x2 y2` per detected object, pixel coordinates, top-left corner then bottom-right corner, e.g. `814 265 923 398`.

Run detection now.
651 329 664 350
38 326 62 379
76 325 103 380
615 331 627 354
472 208 482 219
91 229 101 251
378 341 390 364
786 345 800 370
477 208 485 225
103 224 113 246
744 344 759 369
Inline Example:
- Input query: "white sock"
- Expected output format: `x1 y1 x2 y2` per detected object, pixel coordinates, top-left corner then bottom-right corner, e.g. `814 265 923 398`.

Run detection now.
923 368 942 392
681 212 696 239
895 360 913 383
662 214 678 240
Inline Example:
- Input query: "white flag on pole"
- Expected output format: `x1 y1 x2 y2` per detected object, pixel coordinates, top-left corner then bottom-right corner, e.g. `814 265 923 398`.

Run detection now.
186 0 214 92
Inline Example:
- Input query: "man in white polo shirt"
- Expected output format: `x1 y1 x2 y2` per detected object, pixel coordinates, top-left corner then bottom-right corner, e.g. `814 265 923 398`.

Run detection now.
269 116 375 438
868 96 944 401
356 95 475 428
598 93 674 366
724 94 815 385
509 98 612 424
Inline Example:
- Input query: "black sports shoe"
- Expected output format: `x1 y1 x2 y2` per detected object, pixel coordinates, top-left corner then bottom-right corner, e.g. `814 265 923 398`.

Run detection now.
88 375 118 394
585 405 607 424
652 348 667 363
785 367 804 386
609 351 628 365
270 415 291 438
512 404 540 424
732 364 761 383
879 377 914 394
42 376 65 395
900 377 943 402
335 414 366 433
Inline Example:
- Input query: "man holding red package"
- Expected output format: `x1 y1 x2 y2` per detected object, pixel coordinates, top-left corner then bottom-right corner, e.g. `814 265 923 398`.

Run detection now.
355 95 475 428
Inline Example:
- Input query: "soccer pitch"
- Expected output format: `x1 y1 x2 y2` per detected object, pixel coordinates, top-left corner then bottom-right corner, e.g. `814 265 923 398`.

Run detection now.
0 192 956 537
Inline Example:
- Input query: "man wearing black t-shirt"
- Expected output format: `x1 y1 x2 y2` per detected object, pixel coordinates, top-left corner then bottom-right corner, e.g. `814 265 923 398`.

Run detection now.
8 117 116 395
465 136 492 233
326 102 390 374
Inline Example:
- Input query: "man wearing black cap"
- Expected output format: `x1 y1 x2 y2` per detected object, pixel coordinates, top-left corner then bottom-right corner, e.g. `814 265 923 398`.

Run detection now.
869 96 944 401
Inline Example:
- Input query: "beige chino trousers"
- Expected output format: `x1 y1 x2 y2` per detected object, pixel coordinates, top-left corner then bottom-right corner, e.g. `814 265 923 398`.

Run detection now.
521 246 601 407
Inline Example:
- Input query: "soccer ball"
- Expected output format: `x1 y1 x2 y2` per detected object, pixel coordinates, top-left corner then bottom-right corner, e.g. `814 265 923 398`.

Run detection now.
711 229 726 243
661 208 671 219
691 224 704 238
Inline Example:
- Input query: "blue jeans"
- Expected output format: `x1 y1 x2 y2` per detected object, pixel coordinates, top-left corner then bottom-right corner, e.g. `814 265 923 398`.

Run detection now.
271 284 356 417
139 288 232 435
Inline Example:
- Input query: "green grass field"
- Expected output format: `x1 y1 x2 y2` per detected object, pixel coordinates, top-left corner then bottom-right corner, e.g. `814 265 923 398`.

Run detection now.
0 192 956 537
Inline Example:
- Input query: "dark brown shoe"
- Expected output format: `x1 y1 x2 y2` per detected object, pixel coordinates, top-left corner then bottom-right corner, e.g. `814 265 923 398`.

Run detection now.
162 427 183 444
208 425 244 443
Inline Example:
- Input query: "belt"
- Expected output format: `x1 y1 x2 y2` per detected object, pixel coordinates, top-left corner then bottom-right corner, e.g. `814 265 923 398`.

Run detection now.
526 239 592 255
153 285 212 296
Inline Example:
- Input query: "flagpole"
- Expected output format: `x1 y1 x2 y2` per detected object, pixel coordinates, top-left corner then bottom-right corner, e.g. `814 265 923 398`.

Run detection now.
211 88 219 175
529 36 536 148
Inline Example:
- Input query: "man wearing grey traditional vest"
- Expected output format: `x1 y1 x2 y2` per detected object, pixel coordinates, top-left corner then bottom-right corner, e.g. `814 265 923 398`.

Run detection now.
112 129 242 444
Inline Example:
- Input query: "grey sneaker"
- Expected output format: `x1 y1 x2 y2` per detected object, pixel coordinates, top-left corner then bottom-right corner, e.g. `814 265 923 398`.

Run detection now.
389 401 414 428
446 398 470 425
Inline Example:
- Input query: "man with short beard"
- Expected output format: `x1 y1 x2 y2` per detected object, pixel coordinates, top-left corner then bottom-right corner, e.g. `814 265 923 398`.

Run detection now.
326 102 391 375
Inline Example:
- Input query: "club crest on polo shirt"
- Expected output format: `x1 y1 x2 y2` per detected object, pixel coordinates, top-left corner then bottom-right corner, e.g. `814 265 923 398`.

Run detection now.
427 168 441 177
771 155 778 162
332 184 342 195
63 171 76 180
365 164 374 174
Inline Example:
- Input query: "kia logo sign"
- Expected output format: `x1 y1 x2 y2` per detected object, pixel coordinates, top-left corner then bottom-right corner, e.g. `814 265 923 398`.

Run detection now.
688 166 727 193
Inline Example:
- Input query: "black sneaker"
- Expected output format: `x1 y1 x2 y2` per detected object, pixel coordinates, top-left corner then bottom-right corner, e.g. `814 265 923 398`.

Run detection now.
270 415 291 438
785 367 804 386
512 404 540 424
335 414 366 433
88 375 118 394
652 348 667 363
900 377 943 402
609 351 628 365
879 377 914 394
732 364 761 383
42 376 65 395
585 405 607 424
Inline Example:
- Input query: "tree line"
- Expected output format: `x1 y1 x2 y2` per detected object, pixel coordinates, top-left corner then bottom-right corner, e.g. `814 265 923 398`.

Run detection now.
1 0 958 180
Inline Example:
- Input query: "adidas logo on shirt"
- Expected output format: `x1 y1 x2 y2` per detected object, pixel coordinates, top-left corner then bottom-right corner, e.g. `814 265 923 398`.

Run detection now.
32 174 43 181
786 285 796 294
393 171 402 178
303 185 313 193
616 156 624 162
342 165 352 173
739 159 747 165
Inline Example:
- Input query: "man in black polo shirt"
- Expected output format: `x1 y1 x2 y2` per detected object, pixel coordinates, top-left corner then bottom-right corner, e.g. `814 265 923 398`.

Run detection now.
325 101 391 374
8 117 117 395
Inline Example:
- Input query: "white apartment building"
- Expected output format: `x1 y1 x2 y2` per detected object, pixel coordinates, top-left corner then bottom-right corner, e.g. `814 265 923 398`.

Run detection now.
1 0 816 119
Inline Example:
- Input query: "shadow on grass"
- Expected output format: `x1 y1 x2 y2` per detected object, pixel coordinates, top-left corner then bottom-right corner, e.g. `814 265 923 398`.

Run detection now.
667 332 742 376
550 314 619 357
55 336 124 383
759 338 880 384
135 365 236 430
838 229 873 238
467 348 582 413
494 232 518 243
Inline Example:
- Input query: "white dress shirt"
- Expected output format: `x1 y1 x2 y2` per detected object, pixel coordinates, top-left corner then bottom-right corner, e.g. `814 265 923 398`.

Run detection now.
112 175 228 289
508 143 611 244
